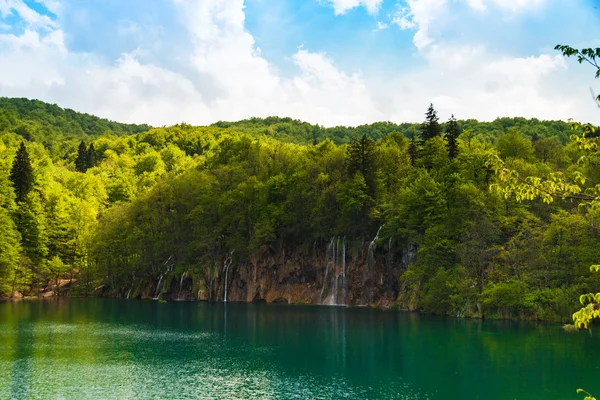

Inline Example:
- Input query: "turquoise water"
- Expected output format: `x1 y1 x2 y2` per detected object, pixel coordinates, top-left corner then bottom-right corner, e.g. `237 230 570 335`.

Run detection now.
0 299 598 399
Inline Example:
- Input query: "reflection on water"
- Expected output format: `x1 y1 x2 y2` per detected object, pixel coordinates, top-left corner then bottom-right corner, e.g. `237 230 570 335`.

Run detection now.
0 299 597 399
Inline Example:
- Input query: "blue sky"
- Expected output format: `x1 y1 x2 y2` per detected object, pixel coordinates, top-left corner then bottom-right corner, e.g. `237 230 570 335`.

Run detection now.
0 0 599 126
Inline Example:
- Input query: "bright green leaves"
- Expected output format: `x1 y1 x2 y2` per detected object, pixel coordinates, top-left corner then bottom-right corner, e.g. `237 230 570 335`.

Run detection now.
577 388 597 400
555 44 600 78
487 151 593 204
573 285 600 329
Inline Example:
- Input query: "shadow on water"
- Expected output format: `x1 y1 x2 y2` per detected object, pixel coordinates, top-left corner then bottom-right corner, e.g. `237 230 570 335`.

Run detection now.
0 299 598 399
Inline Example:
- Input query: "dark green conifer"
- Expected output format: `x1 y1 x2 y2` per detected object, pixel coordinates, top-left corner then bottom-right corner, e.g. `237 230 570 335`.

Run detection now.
9 142 34 203
86 143 97 169
420 103 442 144
445 114 461 160
408 129 418 166
347 134 378 195
75 140 88 173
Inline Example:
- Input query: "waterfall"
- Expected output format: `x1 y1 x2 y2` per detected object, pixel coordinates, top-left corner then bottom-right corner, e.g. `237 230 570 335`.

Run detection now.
368 226 384 266
126 272 135 300
153 256 174 300
341 237 346 304
320 238 335 304
153 274 164 300
342 237 346 282
178 272 186 300
223 251 234 303
320 237 348 306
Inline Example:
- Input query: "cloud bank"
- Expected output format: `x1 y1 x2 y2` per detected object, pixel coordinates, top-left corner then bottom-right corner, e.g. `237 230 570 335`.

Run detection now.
0 0 597 127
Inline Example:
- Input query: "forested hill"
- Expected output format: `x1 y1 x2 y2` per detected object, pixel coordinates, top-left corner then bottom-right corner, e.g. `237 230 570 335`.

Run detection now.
0 98 151 156
214 116 577 145
1 98 599 322
0 97 579 150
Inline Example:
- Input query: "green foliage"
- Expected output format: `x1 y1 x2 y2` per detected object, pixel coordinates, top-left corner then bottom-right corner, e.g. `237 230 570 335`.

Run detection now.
9 142 34 202
75 141 88 173
1 96 599 325
445 115 460 160
421 103 442 144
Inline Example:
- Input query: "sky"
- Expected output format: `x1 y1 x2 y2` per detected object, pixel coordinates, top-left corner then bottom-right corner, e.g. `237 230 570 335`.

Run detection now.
0 0 599 127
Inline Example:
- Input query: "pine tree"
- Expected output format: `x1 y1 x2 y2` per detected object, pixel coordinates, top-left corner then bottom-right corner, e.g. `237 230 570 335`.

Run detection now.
75 140 88 173
421 103 442 144
9 142 34 203
445 114 461 160
347 134 378 196
86 143 97 169
408 129 418 166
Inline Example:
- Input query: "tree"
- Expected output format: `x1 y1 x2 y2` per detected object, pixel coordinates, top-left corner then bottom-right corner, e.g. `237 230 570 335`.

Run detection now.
75 140 88 173
9 142 34 203
408 129 418 166
420 103 442 144
86 143 97 169
445 114 460 160
495 129 534 161
347 134 378 196
0 208 20 295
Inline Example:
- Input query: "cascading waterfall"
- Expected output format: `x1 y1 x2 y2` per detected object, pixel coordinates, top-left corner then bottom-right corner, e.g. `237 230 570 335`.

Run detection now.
153 275 164 299
126 272 135 300
223 251 234 303
342 237 346 284
368 226 384 267
319 238 335 304
320 237 348 306
177 272 186 300
153 255 174 300
334 237 340 304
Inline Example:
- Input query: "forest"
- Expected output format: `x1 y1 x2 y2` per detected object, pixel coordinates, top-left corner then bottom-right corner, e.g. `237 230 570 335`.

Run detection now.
0 95 599 322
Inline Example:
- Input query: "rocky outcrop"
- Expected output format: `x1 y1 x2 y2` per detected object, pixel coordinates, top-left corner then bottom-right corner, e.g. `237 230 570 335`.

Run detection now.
157 237 418 308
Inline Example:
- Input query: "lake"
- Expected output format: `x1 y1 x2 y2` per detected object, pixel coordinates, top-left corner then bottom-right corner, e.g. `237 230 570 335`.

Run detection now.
0 299 598 399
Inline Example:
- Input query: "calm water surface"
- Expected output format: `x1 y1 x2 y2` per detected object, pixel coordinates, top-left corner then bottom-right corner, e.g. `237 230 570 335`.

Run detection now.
0 299 598 399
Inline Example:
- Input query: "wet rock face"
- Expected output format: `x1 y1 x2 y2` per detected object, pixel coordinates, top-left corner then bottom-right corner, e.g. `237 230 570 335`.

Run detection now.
162 239 414 308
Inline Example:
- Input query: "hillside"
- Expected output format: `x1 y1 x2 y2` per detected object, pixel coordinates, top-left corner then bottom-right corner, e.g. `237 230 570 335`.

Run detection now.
0 98 598 322
0 98 151 157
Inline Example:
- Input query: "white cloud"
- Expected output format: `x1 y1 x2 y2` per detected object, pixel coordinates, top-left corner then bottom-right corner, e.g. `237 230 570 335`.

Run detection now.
0 0 57 29
0 0 383 126
321 0 383 15
393 0 551 50
486 0 547 12
392 0 447 50
374 21 389 31
0 0 597 128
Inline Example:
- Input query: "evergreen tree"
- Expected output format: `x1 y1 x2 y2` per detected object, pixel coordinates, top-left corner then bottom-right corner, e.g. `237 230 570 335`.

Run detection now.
408 129 418 166
420 103 442 144
86 143 97 169
75 140 88 173
9 142 34 203
13 193 48 267
445 114 460 160
347 134 378 196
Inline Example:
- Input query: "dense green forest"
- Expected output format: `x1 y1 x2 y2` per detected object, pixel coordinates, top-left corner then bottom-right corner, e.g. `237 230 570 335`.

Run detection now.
0 96 599 322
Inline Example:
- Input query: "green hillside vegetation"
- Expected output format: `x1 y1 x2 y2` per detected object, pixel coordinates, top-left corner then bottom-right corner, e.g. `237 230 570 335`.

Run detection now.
213 115 577 146
0 97 599 321
0 97 151 159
